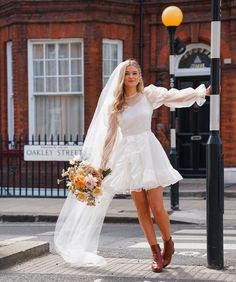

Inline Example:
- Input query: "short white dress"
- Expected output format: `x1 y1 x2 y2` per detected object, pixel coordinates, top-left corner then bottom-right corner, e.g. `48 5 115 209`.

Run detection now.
54 83 207 268
102 84 206 193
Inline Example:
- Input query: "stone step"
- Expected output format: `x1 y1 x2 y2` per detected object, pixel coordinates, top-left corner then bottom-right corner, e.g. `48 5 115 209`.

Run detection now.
0 240 49 270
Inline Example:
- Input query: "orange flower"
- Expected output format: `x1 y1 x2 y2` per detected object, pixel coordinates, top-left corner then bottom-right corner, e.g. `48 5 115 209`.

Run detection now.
92 187 102 197
76 192 87 202
73 174 85 189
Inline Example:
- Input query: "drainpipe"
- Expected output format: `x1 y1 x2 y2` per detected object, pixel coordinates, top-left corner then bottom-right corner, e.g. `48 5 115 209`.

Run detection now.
139 0 144 70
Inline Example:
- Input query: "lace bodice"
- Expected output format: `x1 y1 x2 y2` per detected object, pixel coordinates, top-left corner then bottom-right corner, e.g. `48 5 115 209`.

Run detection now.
100 84 206 169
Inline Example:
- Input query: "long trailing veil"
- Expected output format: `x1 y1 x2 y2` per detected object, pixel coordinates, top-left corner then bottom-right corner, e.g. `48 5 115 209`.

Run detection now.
54 60 129 267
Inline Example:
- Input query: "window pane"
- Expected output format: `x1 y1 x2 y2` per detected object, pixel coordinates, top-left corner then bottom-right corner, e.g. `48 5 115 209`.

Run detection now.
34 78 44 92
59 60 69 75
33 61 44 76
35 95 81 138
59 44 69 59
71 76 82 92
110 45 118 59
46 44 55 59
46 77 57 92
103 44 110 59
59 77 69 92
103 76 109 87
71 43 81 58
71 60 81 75
31 41 83 95
33 45 43 59
103 60 110 76
111 60 118 72
46 60 56 75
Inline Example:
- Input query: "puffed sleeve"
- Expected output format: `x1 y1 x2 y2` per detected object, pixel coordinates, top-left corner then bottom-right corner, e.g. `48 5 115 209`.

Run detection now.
144 84 207 109
100 112 118 170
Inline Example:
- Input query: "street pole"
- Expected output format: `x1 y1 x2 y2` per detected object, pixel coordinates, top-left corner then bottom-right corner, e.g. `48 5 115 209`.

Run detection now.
206 0 224 270
168 26 179 211
161 6 183 211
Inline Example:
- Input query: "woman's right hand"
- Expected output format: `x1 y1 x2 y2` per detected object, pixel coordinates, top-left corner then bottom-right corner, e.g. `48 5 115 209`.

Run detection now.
98 168 104 178
206 85 211 96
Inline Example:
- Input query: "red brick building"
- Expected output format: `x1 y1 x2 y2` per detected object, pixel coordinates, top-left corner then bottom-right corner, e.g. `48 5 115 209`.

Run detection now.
0 0 235 179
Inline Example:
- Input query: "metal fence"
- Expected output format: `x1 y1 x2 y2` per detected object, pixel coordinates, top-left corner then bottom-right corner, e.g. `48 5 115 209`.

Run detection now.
0 135 82 198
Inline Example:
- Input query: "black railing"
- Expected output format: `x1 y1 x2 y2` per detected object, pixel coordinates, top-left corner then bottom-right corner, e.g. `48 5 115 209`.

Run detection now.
0 135 82 198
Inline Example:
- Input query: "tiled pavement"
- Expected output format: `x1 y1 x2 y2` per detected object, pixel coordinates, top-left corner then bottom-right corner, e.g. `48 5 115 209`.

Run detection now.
2 253 236 281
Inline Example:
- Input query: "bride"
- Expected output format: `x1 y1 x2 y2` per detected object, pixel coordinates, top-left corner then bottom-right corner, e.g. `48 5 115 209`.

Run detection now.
54 59 210 273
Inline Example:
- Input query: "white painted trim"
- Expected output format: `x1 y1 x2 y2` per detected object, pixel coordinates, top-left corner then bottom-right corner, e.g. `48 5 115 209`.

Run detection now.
7 41 14 142
175 43 211 77
169 55 175 75
28 39 84 139
210 94 220 131
224 168 236 184
211 21 221 58
170 128 176 148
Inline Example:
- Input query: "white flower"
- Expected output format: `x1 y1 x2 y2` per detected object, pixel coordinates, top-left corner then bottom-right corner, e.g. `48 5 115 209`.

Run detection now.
85 173 98 189
69 155 81 165
81 160 90 166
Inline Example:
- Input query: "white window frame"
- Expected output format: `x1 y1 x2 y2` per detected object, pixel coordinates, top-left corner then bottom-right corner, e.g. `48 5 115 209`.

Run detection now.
28 39 84 143
175 43 211 77
7 41 14 144
102 39 123 86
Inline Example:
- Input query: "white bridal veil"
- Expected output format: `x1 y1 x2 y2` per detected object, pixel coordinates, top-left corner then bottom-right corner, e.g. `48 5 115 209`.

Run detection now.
54 60 129 267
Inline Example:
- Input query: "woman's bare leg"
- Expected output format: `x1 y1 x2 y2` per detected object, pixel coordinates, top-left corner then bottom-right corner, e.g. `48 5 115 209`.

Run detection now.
132 189 164 272
131 190 157 246
146 187 171 241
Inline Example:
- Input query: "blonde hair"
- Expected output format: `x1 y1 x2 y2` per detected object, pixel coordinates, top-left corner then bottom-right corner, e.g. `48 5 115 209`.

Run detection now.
112 59 144 113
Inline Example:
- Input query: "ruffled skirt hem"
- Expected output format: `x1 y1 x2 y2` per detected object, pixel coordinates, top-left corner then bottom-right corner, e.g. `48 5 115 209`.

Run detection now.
102 131 183 194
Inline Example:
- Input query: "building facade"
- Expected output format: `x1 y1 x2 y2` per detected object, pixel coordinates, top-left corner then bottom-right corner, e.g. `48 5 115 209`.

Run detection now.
0 0 235 179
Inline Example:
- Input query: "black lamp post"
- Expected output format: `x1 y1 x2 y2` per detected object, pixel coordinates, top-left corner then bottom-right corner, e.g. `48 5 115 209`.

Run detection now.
161 6 183 210
206 0 224 270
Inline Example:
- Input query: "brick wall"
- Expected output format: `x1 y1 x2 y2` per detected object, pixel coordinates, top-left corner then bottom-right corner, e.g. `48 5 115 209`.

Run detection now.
0 0 235 167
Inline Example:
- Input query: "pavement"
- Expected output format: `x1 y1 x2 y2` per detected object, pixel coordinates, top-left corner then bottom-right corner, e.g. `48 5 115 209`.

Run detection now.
0 179 236 281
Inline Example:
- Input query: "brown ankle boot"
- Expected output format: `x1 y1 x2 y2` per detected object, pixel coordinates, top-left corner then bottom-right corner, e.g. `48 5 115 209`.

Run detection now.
162 237 175 268
150 244 163 273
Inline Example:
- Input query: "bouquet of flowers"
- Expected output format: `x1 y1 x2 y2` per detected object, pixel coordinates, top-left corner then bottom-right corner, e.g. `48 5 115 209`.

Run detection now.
57 156 111 206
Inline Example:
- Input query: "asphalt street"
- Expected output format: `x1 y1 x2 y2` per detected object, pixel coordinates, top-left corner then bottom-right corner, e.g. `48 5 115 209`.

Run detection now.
1 222 236 281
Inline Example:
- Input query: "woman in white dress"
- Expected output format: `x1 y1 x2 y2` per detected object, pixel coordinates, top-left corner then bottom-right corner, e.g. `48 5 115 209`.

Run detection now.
54 59 210 273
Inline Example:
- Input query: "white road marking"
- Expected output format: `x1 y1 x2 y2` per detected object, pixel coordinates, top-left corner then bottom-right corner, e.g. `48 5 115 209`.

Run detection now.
128 242 236 250
174 229 236 235
38 231 54 236
171 235 236 241
129 229 236 251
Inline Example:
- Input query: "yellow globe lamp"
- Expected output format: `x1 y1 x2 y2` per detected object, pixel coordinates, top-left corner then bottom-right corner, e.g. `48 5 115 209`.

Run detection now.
161 6 183 27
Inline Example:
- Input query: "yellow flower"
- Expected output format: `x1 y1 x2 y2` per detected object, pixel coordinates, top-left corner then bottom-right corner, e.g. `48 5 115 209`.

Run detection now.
73 174 85 189
76 192 87 202
92 187 102 197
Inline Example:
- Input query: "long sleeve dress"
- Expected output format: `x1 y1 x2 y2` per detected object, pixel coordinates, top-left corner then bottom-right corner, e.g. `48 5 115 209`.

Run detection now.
101 84 207 194
54 83 207 268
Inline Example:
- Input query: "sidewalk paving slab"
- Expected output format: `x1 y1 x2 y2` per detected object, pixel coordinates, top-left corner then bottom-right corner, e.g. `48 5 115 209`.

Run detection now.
0 240 49 270
0 196 236 225
2 253 236 282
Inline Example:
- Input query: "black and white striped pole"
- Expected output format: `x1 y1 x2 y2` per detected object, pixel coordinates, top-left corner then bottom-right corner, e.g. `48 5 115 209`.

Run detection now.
162 6 183 210
206 0 224 270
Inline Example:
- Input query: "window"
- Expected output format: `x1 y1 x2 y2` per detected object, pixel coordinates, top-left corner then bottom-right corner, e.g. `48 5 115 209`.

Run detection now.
28 39 84 142
102 39 123 86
